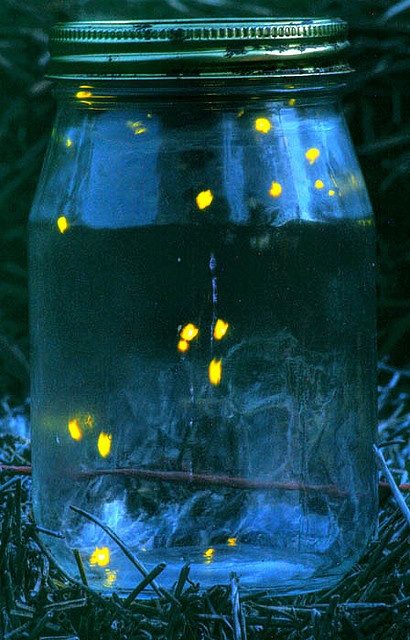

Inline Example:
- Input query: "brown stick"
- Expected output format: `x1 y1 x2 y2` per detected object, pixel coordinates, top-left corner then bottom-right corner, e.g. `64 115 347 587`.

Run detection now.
4 465 410 494
0 464 343 495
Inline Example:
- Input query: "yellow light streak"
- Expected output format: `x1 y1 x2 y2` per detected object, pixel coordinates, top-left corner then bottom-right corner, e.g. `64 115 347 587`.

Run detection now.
178 339 190 353
98 432 112 458
254 117 272 134
209 359 222 386
305 148 320 165
68 419 82 442
196 190 214 210
288 98 296 106
57 216 69 234
75 90 93 99
314 179 325 190
89 547 110 568
269 181 282 198
227 537 237 547
127 120 147 135
65 138 72 148
180 323 199 342
213 319 229 341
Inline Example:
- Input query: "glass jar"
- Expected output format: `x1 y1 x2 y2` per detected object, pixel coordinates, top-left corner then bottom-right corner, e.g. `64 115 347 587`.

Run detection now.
29 18 378 596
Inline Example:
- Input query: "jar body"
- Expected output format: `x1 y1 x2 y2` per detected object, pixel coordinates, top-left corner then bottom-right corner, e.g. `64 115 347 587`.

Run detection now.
29 87 378 595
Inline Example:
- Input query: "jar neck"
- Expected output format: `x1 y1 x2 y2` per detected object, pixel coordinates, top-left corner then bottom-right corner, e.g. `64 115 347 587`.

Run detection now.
54 73 350 109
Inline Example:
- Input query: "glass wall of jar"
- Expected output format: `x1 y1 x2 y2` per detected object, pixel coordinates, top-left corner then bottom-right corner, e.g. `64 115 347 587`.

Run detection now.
29 18 378 595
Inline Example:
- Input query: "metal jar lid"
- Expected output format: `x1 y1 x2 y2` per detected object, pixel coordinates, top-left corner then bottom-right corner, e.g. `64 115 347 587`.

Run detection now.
48 17 351 82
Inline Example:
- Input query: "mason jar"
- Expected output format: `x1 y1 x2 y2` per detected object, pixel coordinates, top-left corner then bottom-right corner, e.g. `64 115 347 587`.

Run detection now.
29 18 378 595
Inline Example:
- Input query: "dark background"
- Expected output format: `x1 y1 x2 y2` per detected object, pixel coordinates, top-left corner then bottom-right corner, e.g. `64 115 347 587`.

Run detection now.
1 0 409 401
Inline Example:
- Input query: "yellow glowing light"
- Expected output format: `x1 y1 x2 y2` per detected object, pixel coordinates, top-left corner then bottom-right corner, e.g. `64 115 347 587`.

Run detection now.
203 548 215 560
227 537 237 547
127 120 147 135
178 339 190 353
103 569 117 588
196 190 214 210
305 148 320 165
180 323 199 342
213 319 229 341
68 419 82 442
75 90 93 99
98 432 112 458
269 181 282 198
328 189 336 197
288 98 296 106
89 547 110 568
358 218 373 227
65 138 73 148
314 179 325 190
209 359 222 386
57 216 69 234
254 117 272 134
237 108 245 118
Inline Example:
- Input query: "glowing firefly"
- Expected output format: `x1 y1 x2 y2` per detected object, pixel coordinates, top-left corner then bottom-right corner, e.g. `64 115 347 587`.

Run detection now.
57 216 69 234
98 432 112 458
305 148 320 165
68 419 82 441
254 117 272 134
180 323 199 342
269 182 282 198
209 359 223 386
196 190 214 210
89 547 110 567
213 319 229 340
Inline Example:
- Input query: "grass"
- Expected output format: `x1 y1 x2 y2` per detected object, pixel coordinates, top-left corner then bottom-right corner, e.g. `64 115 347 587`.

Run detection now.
1 365 409 639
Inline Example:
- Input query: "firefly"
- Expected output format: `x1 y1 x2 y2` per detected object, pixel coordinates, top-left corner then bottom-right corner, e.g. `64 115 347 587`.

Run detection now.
196 190 214 210
89 547 110 567
203 548 215 562
314 179 325 190
213 319 229 340
254 117 272 134
178 339 190 353
180 323 199 342
98 432 112 458
68 419 82 441
269 181 282 198
57 216 69 234
209 359 222 386
305 148 320 165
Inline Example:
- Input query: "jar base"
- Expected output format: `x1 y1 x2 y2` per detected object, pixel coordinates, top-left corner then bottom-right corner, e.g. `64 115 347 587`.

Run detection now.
47 538 352 597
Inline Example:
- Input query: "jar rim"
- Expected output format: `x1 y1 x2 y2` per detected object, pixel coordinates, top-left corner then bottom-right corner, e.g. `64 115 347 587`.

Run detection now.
48 17 351 82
